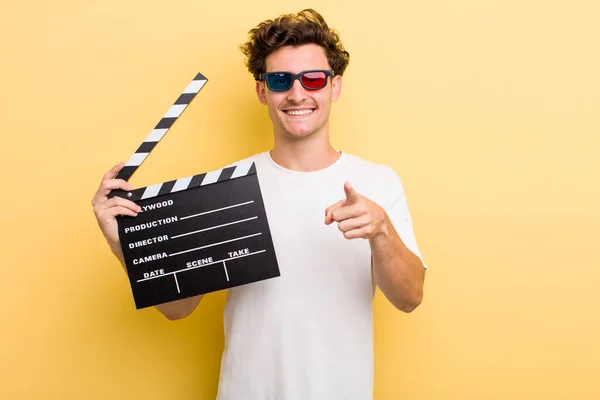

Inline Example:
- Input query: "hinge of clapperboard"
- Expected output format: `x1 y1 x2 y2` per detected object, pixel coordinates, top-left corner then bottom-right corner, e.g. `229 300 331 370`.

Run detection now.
108 73 256 202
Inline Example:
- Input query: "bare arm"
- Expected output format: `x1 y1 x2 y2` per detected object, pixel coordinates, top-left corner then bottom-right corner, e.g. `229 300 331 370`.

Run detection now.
369 216 424 312
92 162 202 321
325 181 425 313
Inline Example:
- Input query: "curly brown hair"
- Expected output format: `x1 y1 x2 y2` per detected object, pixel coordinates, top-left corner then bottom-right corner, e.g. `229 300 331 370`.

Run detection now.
240 9 350 80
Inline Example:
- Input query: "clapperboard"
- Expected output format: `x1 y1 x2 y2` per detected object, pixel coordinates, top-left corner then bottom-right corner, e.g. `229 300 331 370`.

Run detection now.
109 73 280 309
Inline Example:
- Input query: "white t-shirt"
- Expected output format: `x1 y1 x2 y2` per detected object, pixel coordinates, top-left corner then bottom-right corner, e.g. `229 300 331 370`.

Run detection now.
216 151 425 400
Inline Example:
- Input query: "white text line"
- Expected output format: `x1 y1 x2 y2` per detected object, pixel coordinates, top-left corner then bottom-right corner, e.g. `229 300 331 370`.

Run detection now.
136 249 266 282
180 201 254 220
171 216 258 239
168 233 262 257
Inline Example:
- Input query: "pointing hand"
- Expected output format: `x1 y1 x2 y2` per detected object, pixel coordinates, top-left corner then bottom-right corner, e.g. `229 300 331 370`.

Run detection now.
324 182 387 240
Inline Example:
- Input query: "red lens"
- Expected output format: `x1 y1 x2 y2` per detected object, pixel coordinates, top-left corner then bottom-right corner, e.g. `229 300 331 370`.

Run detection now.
301 71 327 89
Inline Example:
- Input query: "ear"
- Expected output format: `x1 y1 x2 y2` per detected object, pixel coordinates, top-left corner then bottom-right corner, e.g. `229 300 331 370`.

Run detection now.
331 75 342 103
256 81 267 105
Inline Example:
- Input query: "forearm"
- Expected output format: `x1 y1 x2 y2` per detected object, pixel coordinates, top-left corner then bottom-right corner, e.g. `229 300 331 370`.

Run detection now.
110 242 202 320
370 216 425 312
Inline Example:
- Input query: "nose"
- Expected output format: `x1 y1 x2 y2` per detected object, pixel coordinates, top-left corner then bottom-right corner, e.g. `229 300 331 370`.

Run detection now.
286 78 307 103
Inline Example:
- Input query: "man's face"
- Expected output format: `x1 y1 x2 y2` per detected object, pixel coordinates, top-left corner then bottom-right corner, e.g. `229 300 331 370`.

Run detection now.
256 44 342 140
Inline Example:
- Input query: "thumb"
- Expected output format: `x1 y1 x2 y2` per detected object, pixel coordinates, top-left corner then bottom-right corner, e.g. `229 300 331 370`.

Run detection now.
344 181 359 204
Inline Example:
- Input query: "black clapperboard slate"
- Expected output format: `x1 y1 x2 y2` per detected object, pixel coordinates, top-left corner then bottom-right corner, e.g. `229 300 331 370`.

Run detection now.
109 73 280 309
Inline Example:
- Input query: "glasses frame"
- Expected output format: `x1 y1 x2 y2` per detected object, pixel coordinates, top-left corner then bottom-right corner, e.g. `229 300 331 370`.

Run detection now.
258 69 335 92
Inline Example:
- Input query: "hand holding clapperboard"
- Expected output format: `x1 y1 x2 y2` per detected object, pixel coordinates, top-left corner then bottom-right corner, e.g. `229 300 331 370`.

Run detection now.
101 73 280 309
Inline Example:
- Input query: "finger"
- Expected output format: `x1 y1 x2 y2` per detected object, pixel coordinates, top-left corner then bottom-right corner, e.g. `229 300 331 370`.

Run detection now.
337 214 371 233
97 178 132 201
100 205 139 219
331 203 367 223
93 178 132 205
101 178 132 193
325 199 345 224
344 181 360 204
93 163 129 205
343 227 369 240
95 196 141 214
343 224 375 240
103 162 125 181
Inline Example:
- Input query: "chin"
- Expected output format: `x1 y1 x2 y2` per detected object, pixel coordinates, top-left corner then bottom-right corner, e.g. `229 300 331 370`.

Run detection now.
285 129 316 140
282 123 321 138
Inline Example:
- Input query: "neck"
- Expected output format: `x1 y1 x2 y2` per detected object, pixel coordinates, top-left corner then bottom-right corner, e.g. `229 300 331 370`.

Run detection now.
270 127 340 172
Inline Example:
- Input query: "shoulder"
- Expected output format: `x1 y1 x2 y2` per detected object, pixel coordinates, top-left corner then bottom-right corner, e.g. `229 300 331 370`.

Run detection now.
223 152 268 169
342 152 404 187
225 152 266 166
340 152 406 209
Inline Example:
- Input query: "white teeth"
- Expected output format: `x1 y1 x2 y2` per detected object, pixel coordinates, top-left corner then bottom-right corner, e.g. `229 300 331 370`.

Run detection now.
285 109 314 116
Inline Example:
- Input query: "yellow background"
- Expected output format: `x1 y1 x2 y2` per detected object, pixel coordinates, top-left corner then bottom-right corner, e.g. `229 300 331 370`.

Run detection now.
1 0 599 398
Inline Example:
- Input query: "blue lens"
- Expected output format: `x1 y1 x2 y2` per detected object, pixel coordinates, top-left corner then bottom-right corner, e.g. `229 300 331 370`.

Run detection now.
267 73 292 91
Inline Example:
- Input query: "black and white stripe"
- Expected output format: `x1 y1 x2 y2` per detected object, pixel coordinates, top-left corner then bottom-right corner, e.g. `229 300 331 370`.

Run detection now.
116 73 208 182
122 159 257 201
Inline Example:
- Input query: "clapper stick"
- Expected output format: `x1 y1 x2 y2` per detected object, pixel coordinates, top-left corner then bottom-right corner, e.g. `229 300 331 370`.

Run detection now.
108 72 280 309
110 73 208 198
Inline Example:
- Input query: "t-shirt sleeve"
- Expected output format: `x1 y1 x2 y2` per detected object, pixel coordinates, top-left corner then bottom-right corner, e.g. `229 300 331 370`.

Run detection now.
380 166 427 269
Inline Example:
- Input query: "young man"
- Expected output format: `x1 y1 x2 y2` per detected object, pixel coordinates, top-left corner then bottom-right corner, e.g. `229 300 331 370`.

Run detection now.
92 9 426 400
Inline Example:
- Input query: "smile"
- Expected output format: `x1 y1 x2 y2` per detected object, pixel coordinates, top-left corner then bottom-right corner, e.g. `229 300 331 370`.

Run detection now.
284 109 314 116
